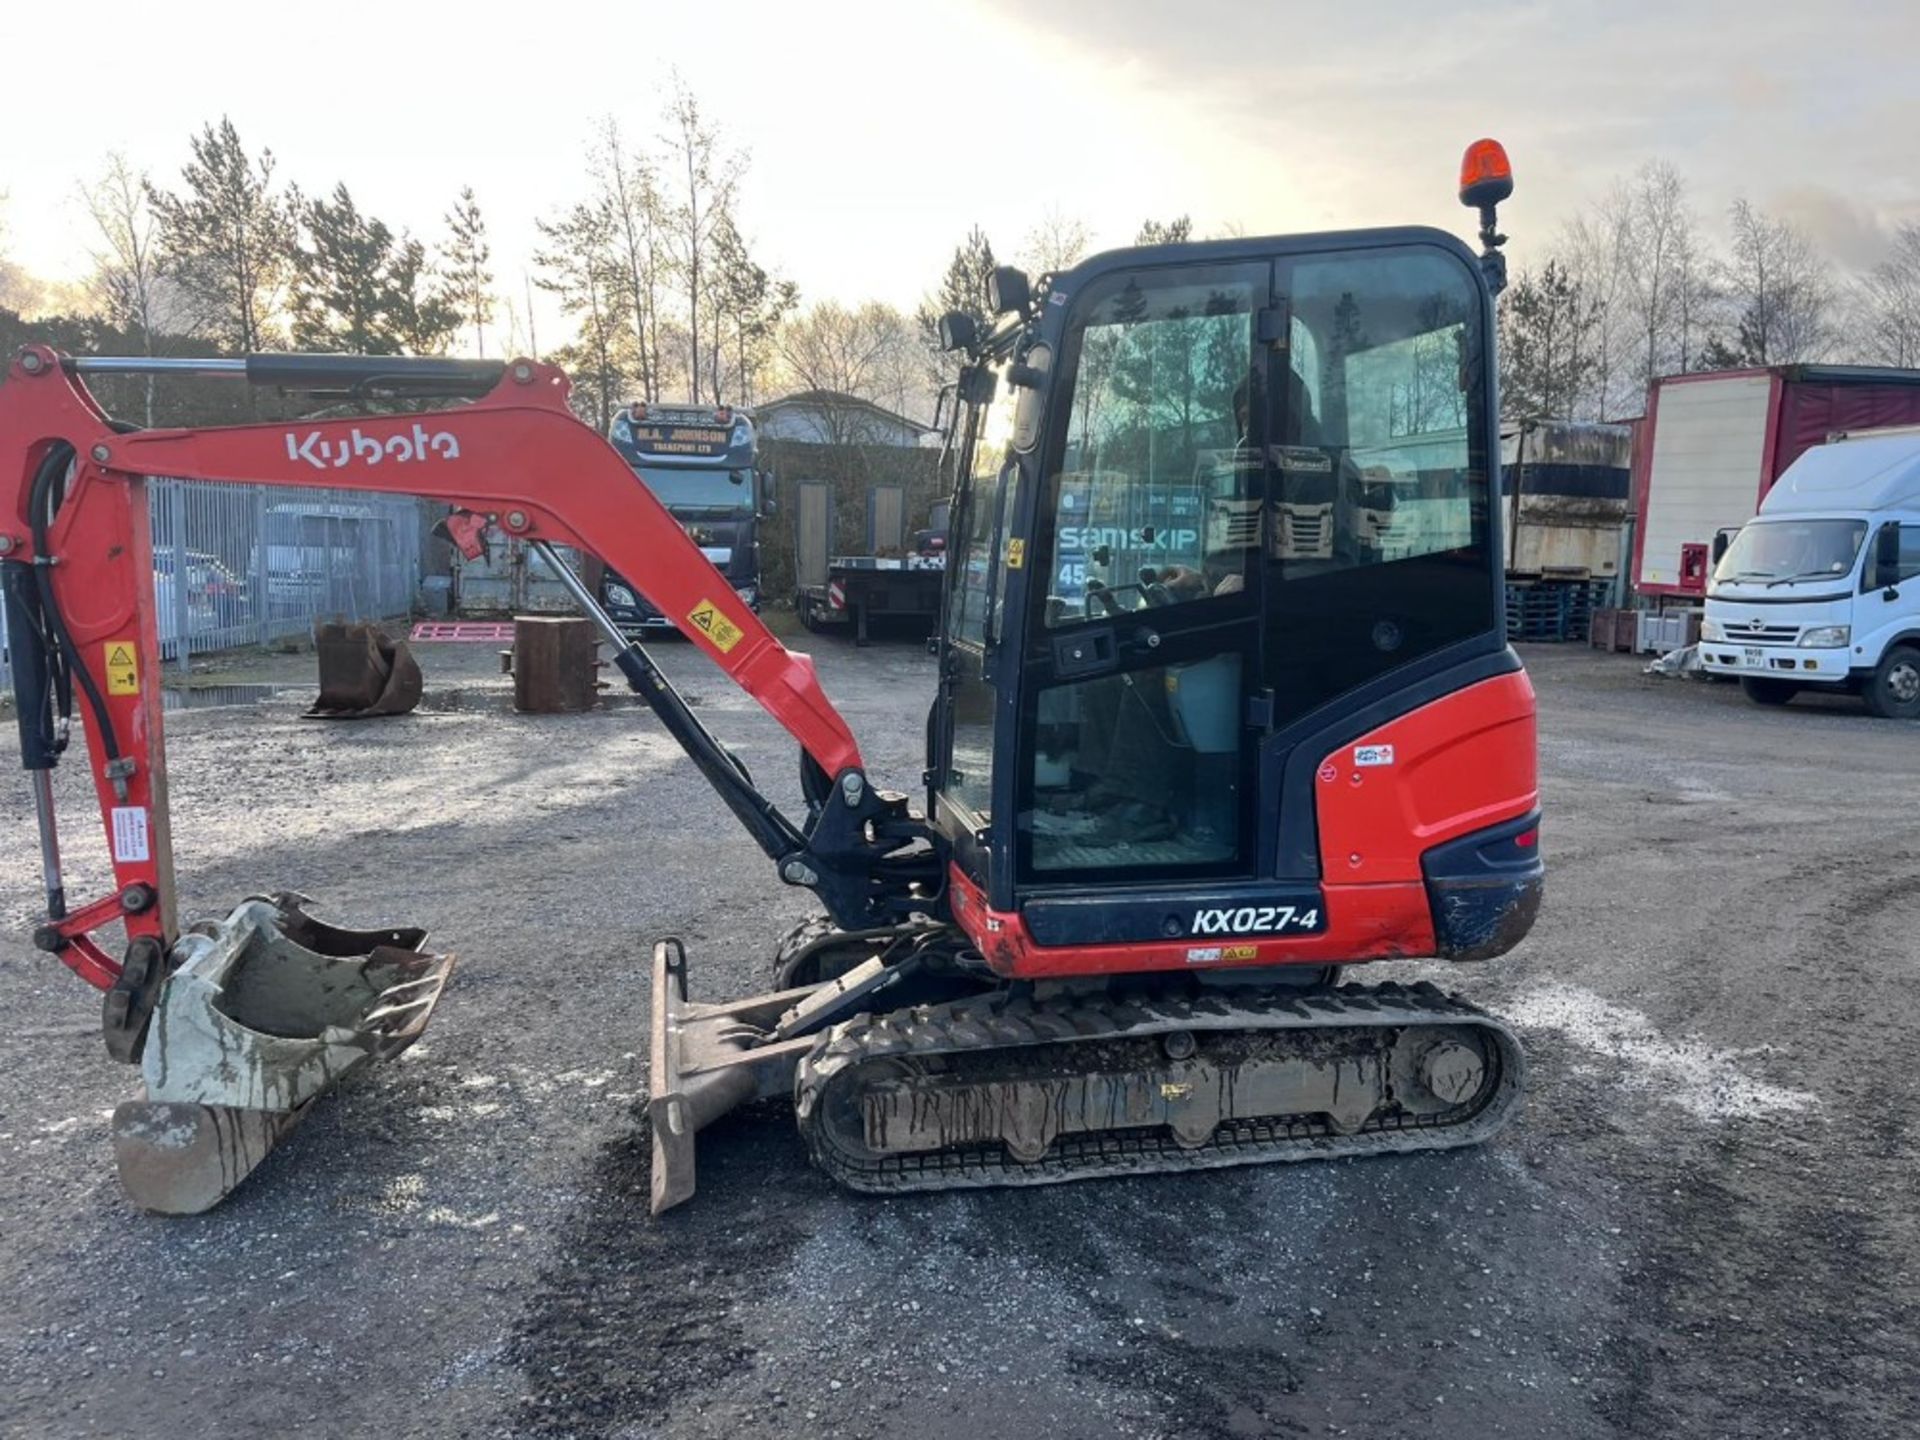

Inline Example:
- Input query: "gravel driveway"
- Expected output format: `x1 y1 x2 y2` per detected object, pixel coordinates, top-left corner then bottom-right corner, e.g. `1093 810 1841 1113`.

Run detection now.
1 638 1913 1439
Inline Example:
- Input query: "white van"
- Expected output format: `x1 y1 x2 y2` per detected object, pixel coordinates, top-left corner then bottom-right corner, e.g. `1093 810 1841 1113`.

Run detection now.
1701 428 1920 716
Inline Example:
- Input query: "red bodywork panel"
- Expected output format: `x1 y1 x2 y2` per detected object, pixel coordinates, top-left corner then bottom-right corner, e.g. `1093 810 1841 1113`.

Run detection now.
953 671 1538 979
0 350 862 988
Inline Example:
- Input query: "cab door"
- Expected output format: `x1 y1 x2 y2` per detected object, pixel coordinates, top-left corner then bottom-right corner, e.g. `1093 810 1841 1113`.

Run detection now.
1014 259 1274 891
1011 238 1504 912
929 365 1020 889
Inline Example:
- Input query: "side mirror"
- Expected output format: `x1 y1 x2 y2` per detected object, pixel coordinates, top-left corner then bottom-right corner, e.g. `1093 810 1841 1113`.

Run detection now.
760 470 777 517
1711 529 1732 566
931 382 957 434
1870 523 1900 591
1011 343 1053 452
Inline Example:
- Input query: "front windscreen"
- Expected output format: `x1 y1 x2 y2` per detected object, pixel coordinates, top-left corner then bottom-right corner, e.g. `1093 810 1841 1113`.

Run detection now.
1715 518 1867 584
636 465 754 512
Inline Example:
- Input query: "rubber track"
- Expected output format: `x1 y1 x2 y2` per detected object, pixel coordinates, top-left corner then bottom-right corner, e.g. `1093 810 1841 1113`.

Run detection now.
793 980 1525 1194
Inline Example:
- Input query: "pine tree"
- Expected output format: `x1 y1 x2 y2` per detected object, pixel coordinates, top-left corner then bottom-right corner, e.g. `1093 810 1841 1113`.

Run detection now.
535 200 631 429
1135 216 1193 246
915 226 997 388
1497 259 1600 420
441 186 494 357
149 118 296 351
388 236 461 356
292 184 399 353
711 214 795 404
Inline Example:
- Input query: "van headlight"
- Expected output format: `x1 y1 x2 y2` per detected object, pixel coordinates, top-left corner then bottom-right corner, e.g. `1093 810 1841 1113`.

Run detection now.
1798 625 1849 648
734 585 758 608
604 583 637 609
1700 619 1723 642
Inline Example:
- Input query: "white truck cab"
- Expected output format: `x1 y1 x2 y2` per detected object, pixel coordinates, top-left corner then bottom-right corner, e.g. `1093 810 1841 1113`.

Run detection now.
1702 428 1920 716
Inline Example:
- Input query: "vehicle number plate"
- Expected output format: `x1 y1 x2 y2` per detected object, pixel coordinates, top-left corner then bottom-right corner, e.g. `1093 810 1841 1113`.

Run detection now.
1743 646 1764 668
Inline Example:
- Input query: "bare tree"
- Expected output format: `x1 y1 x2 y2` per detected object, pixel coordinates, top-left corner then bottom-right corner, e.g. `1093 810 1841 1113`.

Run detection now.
80 154 178 422
1723 198 1834 364
1852 222 1920 369
590 119 667 400
1620 161 1705 388
1019 209 1090 276
660 78 740 402
1556 191 1635 418
773 300 925 442
0 191 36 313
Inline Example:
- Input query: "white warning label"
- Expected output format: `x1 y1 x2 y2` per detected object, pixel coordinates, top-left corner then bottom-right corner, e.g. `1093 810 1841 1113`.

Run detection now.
110 806 151 863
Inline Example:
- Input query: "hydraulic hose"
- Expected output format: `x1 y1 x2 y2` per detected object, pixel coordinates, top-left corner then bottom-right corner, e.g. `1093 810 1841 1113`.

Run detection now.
27 440 122 764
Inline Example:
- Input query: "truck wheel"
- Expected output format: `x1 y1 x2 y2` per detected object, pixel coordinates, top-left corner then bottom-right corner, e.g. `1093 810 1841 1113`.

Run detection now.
1863 646 1920 720
1740 676 1799 707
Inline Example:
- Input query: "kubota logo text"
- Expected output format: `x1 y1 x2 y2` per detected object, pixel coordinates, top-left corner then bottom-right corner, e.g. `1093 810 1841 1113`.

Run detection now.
284 424 461 471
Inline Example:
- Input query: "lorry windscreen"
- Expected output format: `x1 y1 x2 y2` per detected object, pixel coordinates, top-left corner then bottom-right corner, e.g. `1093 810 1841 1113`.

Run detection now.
1715 518 1866 584
636 465 755 514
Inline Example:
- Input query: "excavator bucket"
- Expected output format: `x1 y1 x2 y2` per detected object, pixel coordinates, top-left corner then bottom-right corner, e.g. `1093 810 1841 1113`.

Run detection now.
307 621 423 719
110 894 453 1214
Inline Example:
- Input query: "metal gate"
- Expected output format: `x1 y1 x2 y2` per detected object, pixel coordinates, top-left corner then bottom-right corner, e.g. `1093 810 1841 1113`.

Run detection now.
794 481 832 590
868 484 905 555
0 479 421 686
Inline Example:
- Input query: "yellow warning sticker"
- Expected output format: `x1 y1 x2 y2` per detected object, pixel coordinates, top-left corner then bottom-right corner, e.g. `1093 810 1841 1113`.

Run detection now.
1223 944 1258 962
686 599 744 654
103 641 139 695
1004 537 1026 569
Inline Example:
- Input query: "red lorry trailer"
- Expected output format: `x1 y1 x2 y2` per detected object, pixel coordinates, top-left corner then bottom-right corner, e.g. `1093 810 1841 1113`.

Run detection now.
1632 366 1920 599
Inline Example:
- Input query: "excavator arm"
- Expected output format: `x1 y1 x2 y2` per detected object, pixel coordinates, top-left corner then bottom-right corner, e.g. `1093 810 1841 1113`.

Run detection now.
2 346 934 1009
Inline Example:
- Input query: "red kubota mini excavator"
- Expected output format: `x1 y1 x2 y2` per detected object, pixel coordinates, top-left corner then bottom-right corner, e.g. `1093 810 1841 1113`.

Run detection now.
3 142 1539 1214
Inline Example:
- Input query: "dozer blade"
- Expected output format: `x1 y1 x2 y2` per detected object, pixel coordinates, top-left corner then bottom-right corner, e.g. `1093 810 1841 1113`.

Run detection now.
306 621 423 719
648 938 890 1215
110 894 453 1214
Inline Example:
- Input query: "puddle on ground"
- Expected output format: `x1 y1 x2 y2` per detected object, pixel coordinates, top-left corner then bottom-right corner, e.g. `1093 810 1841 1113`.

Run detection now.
162 684 288 711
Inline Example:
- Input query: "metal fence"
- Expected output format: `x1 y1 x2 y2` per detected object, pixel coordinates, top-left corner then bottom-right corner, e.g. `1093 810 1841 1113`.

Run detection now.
1 480 423 687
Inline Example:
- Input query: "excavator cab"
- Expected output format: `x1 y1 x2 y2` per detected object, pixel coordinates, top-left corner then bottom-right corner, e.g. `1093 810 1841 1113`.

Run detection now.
927 228 1539 977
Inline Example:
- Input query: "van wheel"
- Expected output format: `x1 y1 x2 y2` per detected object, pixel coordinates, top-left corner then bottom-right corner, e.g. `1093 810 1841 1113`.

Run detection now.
1864 646 1920 719
1740 676 1799 707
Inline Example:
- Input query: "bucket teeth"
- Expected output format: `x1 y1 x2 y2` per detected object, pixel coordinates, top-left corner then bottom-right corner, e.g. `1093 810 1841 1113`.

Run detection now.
115 895 452 1213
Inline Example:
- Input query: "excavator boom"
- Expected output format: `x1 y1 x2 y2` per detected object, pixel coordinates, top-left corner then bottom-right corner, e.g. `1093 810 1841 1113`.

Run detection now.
1 347 928 1208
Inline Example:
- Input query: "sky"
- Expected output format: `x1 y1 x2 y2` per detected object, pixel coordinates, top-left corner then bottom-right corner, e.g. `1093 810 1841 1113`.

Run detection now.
2 0 1917 344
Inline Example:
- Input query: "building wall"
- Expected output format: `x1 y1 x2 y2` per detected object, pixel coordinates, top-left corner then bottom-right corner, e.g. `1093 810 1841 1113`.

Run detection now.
760 438 944 600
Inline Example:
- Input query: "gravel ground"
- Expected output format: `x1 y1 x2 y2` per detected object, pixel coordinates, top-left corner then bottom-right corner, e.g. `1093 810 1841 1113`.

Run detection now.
1 636 1915 1440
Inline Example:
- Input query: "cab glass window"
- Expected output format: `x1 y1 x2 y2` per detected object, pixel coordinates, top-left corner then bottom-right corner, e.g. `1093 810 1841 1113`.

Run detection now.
949 369 1018 646
1264 247 1493 722
1042 267 1263 626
